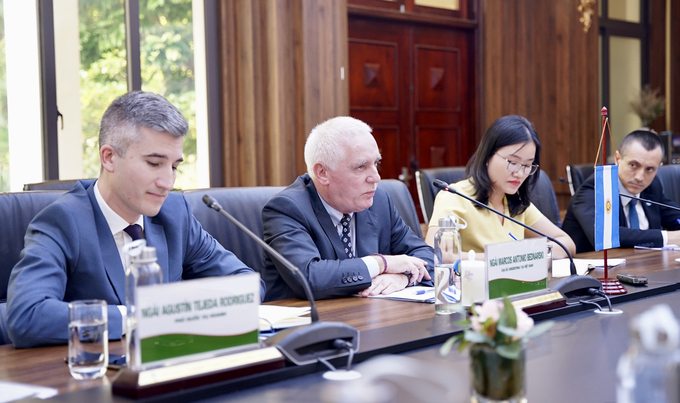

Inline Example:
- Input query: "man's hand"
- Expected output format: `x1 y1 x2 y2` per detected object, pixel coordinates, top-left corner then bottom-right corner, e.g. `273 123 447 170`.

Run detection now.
359 273 409 297
667 231 680 246
381 255 430 284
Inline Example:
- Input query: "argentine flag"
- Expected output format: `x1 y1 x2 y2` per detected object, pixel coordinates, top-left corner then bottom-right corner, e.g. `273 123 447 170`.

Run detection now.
594 165 620 251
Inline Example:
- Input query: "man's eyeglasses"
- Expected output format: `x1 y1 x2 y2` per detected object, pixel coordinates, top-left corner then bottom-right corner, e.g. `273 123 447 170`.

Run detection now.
495 153 539 175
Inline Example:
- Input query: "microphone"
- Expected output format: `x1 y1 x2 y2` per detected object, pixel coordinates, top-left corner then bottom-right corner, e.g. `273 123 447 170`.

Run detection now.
202 195 359 365
620 194 680 212
432 180 602 301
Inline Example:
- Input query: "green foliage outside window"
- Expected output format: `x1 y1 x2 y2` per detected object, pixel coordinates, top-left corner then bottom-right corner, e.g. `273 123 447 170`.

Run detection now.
79 0 197 188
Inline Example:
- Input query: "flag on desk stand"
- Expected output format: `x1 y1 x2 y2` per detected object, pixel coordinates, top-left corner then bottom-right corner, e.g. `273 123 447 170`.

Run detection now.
594 165 620 251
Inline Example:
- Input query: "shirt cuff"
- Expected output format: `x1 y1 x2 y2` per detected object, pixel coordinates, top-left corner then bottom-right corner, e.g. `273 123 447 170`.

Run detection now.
361 256 380 278
662 230 668 246
118 305 127 335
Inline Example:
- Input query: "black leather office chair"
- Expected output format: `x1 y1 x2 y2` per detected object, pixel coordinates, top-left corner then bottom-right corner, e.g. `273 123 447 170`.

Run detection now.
532 170 562 227
566 163 595 196
656 165 680 206
0 191 66 345
415 167 468 223
377 179 422 238
23 179 82 191
183 187 285 274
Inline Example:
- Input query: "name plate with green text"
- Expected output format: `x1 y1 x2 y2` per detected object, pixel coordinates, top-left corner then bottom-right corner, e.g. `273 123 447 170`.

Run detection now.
133 273 261 369
485 238 548 299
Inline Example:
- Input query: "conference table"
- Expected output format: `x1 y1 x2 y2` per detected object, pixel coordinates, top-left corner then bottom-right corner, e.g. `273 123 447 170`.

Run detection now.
2 248 680 402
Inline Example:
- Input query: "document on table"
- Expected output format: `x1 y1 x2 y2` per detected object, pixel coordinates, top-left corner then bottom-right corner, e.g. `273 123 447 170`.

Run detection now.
634 244 680 251
552 258 626 278
0 381 57 403
259 305 311 332
359 286 435 303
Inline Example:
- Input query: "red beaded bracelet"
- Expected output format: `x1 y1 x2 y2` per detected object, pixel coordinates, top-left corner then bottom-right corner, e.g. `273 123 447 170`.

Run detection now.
373 253 388 274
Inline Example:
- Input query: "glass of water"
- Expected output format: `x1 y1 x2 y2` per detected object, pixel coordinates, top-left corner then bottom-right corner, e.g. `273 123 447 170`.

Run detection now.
68 300 108 380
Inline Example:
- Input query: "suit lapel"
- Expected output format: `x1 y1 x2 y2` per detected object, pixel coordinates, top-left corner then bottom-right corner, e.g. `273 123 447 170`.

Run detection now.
355 208 378 257
640 188 661 228
618 196 627 226
87 185 126 304
306 178 347 259
145 217 169 280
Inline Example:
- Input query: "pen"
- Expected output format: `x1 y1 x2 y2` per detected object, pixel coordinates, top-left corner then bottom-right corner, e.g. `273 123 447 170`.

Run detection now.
414 289 434 295
508 232 519 241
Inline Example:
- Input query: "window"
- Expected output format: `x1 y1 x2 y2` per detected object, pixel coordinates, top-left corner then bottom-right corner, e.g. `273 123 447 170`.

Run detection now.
1 0 215 191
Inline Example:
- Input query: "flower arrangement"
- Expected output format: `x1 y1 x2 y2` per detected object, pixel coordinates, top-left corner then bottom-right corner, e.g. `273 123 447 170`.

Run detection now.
440 297 554 359
630 85 665 127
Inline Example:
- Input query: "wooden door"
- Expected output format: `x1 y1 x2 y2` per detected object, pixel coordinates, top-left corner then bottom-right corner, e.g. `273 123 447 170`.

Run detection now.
348 17 476 222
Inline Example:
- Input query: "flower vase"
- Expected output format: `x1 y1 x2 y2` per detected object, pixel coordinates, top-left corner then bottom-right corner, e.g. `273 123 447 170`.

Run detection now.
469 344 527 403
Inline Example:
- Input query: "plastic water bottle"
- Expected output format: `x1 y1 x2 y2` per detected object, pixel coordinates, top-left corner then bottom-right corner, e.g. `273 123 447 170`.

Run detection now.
617 304 680 403
123 240 163 370
433 214 466 315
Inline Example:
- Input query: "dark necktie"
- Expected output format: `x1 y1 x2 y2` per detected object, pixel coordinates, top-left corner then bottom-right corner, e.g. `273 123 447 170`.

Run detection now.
628 199 639 229
340 214 354 259
124 224 144 240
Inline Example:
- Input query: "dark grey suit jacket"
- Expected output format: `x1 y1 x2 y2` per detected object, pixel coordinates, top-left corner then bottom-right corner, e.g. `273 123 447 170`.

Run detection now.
562 174 680 253
262 174 434 301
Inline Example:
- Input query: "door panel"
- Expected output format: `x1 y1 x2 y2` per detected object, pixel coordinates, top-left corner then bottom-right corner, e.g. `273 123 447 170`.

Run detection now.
349 17 475 222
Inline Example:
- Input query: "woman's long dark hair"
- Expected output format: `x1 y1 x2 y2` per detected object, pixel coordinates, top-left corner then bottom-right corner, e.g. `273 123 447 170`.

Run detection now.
465 115 541 217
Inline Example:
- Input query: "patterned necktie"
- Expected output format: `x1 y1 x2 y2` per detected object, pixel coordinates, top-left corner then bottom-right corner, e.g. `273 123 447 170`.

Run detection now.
124 224 144 240
628 199 639 229
340 214 354 259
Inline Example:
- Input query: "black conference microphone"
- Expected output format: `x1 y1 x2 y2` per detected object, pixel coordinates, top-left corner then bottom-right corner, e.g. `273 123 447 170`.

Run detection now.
432 180 602 300
202 195 359 365
620 194 680 212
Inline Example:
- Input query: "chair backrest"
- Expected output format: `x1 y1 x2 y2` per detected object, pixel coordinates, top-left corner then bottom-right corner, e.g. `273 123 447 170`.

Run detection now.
566 163 595 196
182 187 285 274
0 191 66 303
23 179 82 191
377 179 422 238
415 167 468 223
532 170 562 227
0 191 65 346
656 164 680 206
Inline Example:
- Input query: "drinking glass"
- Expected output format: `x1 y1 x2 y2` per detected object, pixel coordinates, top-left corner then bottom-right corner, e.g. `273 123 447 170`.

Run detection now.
68 300 109 380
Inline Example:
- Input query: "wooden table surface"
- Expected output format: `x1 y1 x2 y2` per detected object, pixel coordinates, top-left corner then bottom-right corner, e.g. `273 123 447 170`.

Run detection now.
1 247 678 396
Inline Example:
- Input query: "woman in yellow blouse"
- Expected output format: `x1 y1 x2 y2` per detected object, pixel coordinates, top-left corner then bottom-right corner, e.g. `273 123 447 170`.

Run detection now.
425 115 575 258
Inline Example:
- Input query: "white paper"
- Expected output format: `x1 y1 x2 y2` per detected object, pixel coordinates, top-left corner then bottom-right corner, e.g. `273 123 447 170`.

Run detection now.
359 286 435 303
259 305 311 332
634 244 680 251
552 258 626 277
0 381 58 403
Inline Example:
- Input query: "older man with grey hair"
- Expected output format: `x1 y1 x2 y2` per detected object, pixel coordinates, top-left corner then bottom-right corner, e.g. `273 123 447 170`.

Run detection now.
262 116 433 302
7 91 262 348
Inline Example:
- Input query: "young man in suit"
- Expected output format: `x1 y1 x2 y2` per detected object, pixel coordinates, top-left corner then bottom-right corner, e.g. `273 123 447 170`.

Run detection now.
262 116 433 301
7 92 264 348
562 130 680 253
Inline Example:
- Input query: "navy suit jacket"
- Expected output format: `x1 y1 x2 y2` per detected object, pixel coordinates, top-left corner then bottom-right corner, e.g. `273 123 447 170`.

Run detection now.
562 174 680 253
261 174 434 301
7 180 263 348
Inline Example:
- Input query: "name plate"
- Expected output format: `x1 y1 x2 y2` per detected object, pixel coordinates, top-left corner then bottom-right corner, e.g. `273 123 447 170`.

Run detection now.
133 273 261 369
485 238 548 299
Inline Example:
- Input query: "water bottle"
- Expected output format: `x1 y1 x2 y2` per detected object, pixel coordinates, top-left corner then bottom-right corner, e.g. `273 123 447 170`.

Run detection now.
617 304 680 403
123 239 163 370
433 214 466 315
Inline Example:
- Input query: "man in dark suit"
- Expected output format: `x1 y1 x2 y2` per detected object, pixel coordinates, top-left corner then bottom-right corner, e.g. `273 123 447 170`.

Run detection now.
562 130 680 253
7 92 263 348
262 116 433 301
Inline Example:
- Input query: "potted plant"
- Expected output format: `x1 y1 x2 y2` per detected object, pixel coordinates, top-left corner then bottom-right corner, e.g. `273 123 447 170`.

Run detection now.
630 85 665 128
440 297 554 402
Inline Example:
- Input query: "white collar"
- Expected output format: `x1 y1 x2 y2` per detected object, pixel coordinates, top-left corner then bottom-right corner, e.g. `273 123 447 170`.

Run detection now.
318 194 353 227
94 180 145 236
618 178 640 208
